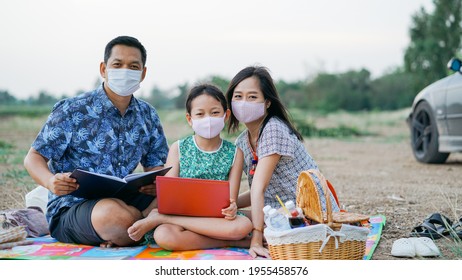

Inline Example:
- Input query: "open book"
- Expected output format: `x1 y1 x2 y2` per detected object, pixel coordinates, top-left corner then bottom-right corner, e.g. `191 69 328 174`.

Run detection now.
69 166 172 199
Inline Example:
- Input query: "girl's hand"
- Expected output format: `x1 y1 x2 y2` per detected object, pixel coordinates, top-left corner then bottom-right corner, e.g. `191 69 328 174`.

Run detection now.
139 181 157 197
222 199 237 220
47 172 79 196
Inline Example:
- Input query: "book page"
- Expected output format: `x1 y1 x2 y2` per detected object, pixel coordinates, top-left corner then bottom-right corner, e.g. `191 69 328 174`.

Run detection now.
80 170 126 183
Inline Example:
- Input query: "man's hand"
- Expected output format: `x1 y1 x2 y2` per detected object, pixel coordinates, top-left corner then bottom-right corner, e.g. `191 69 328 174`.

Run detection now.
47 172 79 196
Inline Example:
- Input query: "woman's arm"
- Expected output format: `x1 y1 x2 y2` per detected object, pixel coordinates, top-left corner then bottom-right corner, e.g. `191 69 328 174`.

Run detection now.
248 153 281 258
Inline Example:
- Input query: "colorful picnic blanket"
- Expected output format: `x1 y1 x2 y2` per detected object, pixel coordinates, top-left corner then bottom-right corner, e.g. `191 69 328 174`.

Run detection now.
0 215 385 260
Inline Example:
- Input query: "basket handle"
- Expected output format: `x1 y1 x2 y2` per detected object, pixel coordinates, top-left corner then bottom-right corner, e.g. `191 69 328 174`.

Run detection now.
306 169 333 227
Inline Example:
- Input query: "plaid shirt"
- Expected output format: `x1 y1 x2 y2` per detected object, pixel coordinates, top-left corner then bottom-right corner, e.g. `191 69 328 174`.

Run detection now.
236 117 339 212
32 85 169 222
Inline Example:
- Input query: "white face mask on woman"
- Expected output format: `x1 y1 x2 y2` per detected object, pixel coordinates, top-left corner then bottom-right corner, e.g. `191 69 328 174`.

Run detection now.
231 101 266 123
191 115 226 139
107 68 142 96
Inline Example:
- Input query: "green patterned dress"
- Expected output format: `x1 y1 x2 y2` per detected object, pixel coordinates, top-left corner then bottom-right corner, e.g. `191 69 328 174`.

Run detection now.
142 135 237 244
179 135 236 180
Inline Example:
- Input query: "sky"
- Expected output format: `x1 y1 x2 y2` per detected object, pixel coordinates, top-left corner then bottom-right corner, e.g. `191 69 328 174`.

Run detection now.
0 0 434 99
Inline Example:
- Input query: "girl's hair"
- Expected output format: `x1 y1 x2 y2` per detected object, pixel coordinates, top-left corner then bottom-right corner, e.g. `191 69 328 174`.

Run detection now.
185 83 227 114
225 66 303 140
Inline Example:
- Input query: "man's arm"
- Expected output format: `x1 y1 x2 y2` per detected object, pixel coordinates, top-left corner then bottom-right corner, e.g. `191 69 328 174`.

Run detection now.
24 147 78 196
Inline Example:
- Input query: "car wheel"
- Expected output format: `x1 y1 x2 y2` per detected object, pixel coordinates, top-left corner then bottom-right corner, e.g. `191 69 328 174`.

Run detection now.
410 101 449 163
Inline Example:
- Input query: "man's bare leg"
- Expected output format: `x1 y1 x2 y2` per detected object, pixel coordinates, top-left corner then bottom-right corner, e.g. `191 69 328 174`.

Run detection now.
92 198 143 247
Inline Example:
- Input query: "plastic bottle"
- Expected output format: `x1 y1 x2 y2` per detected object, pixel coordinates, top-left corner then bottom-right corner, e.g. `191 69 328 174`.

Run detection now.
284 200 307 228
262 205 273 220
284 200 303 218
267 208 291 231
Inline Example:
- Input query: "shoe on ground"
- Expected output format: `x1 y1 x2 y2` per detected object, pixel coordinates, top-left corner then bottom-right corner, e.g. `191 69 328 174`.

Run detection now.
410 237 440 257
391 237 440 258
391 238 415 257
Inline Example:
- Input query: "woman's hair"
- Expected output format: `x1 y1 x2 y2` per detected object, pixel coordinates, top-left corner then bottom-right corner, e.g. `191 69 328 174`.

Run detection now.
185 83 227 114
225 66 303 140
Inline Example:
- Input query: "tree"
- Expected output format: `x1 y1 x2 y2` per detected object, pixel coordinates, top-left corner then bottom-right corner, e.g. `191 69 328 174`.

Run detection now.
173 82 189 109
28 91 59 105
369 68 415 110
404 0 462 93
146 86 172 109
304 69 371 112
0 90 17 105
208 75 230 93
275 80 307 108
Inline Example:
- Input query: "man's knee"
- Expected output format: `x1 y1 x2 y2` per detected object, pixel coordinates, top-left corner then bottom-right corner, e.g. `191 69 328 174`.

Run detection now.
92 199 141 229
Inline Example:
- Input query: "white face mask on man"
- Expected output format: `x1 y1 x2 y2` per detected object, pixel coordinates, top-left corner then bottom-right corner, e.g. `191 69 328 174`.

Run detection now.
107 68 142 97
191 115 226 139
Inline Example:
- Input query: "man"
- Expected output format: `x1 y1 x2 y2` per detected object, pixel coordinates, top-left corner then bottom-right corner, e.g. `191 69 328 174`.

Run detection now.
24 36 169 247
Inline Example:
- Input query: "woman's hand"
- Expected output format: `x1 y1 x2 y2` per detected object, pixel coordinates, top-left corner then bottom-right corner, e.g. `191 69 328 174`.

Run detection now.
47 172 78 196
222 200 237 220
248 230 270 258
249 240 270 259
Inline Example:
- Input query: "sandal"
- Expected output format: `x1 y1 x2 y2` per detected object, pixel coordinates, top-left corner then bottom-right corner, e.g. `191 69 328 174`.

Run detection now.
450 217 462 238
410 213 452 239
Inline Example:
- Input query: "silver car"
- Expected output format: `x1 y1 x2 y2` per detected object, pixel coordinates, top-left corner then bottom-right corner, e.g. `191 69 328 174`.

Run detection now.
407 58 462 163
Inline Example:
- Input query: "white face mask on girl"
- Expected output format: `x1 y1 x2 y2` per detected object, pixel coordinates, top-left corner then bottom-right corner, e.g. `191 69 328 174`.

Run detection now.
191 115 226 139
107 68 142 97
231 101 266 123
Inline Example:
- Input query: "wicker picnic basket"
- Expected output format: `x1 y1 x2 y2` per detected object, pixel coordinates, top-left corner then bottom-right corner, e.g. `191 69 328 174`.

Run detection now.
265 169 369 260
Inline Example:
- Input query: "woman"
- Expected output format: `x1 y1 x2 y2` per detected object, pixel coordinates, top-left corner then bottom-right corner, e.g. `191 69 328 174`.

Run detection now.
226 66 339 258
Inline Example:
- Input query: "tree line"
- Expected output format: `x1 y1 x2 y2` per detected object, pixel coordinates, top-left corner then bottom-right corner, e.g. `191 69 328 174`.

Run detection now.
1 0 460 113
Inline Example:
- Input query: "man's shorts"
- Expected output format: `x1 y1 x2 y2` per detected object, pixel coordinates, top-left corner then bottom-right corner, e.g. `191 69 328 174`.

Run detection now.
49 193 154 246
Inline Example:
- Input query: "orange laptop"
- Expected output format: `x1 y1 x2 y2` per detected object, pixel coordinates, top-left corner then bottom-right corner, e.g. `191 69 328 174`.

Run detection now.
156 176 230 218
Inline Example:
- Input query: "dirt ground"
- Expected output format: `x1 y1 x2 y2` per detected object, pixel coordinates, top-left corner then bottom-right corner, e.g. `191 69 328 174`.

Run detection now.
1 112 462 260
307 137 462 259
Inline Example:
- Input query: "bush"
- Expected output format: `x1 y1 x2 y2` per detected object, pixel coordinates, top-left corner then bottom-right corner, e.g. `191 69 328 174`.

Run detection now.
294 119 369 138
0 105 52 117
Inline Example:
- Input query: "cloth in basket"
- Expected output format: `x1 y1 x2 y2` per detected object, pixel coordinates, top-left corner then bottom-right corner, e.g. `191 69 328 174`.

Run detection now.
265 169 369 260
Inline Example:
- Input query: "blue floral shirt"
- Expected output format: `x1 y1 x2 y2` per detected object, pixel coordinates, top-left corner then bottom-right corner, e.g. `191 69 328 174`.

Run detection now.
32 85 169 222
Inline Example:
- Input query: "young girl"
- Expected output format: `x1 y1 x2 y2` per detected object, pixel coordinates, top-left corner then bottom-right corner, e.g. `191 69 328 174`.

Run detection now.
226 66 340 258
127 84 253 250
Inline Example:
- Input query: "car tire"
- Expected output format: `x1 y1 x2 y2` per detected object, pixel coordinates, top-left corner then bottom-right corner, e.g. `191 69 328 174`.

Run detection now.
410 101 449 163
